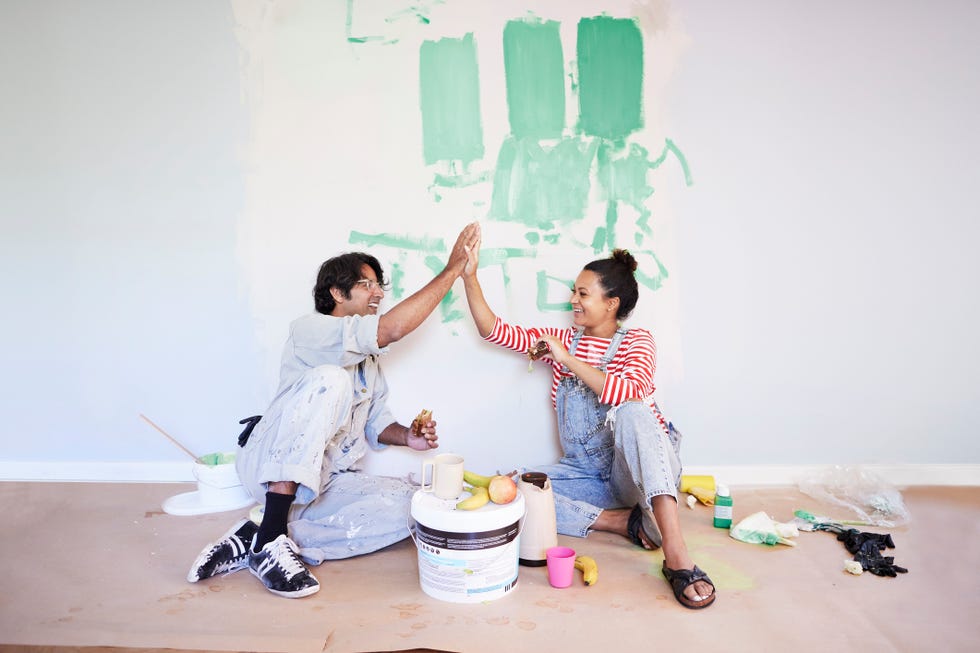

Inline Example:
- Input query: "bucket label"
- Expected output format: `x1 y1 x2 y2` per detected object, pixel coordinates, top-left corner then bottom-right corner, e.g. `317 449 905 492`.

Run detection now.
415 521 519 551
413 519 521 602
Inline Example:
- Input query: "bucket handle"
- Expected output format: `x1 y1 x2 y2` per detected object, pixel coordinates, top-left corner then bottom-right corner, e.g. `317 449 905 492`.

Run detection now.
406 517 419 548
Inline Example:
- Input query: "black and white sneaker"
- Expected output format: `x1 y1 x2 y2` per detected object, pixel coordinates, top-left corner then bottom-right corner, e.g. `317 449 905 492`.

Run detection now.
248 534 320 598
186 518 259 583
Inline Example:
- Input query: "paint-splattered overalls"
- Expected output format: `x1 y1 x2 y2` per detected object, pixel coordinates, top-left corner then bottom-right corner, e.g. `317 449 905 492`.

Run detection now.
531 327 683 545
237 364 417 565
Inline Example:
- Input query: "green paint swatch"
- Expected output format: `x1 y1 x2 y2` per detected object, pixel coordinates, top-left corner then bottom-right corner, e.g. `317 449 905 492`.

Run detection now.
576 16 643 141
536 271 573 313
419 33 484 164
348 230 446 252
489 136 598 228
503 19 565 139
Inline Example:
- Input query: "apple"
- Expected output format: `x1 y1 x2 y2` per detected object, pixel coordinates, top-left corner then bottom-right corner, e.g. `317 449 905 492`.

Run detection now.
488 474 518 504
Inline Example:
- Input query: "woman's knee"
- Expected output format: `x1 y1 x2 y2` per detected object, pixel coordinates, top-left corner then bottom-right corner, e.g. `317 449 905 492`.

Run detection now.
612 401 656 436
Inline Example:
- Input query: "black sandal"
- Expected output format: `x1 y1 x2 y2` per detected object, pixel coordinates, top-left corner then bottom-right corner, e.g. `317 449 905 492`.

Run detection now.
662 561 716 609
626 505 660 550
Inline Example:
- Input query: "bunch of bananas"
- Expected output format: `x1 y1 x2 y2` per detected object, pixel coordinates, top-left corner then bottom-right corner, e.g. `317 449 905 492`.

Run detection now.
455 470 517 510
456 470 493 509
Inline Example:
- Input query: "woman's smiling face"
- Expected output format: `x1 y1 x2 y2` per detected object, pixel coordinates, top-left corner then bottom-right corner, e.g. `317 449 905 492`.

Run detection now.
570 270 619 336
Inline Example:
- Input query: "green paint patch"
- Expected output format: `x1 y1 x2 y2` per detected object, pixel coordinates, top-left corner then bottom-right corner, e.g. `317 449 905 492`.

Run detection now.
596 142 653 243
197 452 235 466
489 136 598 228
536 271 573 313
477 247 537 267
652 551 755 592
471 247 538 288
635 252 668 291
389 262 405 300
503 18 565 139
419 33 484 165
650 138 694 186
348 231 446 252
576 16 643 141
431 169 491 189
419 254 466 323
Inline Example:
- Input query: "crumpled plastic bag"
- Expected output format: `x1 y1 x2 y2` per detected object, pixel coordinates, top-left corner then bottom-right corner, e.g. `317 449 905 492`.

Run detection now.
798 465 910 527
730 511 800 546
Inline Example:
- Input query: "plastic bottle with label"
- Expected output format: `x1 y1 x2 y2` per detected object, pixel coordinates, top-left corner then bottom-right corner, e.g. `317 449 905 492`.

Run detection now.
713 483 733 528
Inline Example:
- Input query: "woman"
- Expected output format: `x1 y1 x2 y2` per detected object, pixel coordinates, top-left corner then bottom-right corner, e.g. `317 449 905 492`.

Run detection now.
462 243 716 609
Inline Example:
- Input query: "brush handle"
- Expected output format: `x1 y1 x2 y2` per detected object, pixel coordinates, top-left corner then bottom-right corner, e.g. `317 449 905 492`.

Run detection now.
139 413 199 461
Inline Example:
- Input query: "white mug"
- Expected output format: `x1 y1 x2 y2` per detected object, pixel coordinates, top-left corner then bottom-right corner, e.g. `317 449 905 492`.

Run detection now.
421 453 465 500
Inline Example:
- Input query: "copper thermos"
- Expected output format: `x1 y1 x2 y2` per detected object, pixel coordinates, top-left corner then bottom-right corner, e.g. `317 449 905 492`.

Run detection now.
517 472 558 566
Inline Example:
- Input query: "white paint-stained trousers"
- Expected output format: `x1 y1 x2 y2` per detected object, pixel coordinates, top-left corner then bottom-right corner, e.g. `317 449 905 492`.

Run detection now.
236 365 416 564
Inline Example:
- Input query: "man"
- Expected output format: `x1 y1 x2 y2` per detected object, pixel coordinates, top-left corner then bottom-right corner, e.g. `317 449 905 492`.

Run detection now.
187 221 481 598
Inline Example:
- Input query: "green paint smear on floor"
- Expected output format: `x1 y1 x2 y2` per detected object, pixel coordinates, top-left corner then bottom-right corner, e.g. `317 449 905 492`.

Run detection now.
503 18 565 139
489 136 598 228
649 549 755 592
419 33 484 165
576 16 643 141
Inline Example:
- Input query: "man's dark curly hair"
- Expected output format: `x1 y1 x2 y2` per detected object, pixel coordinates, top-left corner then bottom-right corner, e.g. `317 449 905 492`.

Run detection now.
313 252 386 315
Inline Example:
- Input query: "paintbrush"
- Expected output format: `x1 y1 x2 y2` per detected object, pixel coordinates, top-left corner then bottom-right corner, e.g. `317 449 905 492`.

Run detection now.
792 509 873 532
139 413 200 461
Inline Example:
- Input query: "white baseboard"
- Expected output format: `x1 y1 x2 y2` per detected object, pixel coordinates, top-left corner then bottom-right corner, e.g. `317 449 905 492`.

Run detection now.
0 461 196 483
0 461 977 486
682 464 980 488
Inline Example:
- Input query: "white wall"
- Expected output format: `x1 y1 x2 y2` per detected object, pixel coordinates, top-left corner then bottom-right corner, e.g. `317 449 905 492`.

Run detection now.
1 1 264 465
667 1 980 465
1 0 977 482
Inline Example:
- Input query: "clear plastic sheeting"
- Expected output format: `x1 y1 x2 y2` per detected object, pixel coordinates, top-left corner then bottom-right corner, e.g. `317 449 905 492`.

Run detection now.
798 465 911 527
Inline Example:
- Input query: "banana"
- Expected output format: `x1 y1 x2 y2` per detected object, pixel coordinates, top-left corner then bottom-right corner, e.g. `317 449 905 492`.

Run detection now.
574 555 598 586
462 470 493 488
456 486 490 510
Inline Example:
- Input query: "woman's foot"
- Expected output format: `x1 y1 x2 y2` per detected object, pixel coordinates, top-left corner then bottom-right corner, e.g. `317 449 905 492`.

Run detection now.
660 545 715 606
593 507 658 550
593 502 715 606
651 494 715 606
662 562 716 609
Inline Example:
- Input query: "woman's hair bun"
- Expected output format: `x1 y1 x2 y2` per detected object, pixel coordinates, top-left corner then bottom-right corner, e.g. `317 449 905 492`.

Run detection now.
610 248 638 273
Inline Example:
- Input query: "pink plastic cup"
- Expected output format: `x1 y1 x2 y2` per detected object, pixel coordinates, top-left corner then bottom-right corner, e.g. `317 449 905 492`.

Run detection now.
545 546 576 588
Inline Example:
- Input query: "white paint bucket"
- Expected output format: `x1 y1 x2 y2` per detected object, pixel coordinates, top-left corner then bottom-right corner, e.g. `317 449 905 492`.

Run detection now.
162 451 255 516
410 490 525 603
193 456 247 504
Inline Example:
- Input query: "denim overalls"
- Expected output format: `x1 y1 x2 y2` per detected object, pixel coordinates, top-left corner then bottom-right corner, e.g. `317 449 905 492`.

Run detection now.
532 327 683 545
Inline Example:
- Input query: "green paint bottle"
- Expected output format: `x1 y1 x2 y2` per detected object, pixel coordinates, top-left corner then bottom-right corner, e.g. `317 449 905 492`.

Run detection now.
713 484 733 529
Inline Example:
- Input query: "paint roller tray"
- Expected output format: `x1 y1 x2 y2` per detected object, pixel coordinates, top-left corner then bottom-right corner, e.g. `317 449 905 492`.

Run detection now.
163 487 255 516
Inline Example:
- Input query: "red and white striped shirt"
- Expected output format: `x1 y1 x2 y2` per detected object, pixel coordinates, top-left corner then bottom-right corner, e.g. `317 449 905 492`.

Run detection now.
485 317 661 410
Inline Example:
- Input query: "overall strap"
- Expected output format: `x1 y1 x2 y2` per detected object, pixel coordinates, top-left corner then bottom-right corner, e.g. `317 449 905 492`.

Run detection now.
559 328 586 375
598 327 629 371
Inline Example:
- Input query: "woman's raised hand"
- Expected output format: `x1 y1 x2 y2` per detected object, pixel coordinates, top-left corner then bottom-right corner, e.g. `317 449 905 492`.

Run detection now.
448 221 481 277
462 222 481 278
